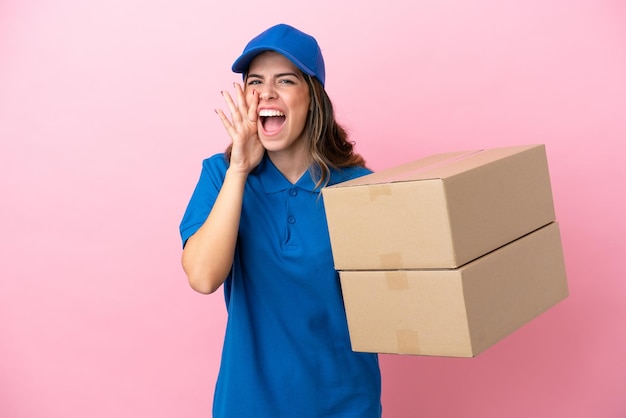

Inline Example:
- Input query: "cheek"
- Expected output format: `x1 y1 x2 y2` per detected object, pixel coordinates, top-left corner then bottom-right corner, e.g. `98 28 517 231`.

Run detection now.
296 93 312 115
292 101 311 128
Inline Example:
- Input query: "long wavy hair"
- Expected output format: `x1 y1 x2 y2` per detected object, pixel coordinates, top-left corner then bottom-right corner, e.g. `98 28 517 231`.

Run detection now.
225 73 367 189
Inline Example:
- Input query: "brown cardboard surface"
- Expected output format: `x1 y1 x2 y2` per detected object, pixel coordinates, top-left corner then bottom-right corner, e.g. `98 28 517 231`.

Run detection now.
339 222 569 357
323 144 556 270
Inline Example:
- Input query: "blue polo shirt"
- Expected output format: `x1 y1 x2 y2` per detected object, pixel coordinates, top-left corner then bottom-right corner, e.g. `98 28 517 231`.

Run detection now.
180 153 381 418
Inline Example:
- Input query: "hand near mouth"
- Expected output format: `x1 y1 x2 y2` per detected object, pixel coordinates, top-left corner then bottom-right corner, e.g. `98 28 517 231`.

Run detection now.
216 82 265 174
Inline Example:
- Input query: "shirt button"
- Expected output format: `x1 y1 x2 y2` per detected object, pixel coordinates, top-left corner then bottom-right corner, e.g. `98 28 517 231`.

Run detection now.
289 189 298 197
288 216 296 224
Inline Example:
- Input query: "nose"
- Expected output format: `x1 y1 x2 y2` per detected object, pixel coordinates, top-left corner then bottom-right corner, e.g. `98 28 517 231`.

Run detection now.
258 84 276 101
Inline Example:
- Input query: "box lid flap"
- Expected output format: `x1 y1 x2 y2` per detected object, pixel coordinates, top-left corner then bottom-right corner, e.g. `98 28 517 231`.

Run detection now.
325 144 544 189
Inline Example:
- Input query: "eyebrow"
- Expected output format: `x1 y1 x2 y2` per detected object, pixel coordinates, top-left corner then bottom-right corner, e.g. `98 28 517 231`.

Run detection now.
247 72 302 79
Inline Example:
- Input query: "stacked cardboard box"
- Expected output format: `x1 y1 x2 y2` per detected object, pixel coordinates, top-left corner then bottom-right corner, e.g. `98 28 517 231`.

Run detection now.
322 144 569 357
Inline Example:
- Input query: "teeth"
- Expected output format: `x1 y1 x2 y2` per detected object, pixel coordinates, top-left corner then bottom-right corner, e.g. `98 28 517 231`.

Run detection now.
259 109 285 117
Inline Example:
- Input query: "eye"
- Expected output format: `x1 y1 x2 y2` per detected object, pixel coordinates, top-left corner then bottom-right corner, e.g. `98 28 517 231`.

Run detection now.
278 78 296 85
247 79 261 86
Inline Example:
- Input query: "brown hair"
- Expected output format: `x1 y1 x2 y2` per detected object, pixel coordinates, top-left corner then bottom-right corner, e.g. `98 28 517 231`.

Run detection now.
303 74 367 187
225 74 367 188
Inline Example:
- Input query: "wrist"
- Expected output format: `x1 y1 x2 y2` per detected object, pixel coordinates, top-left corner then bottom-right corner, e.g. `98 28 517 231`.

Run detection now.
225 166 251 182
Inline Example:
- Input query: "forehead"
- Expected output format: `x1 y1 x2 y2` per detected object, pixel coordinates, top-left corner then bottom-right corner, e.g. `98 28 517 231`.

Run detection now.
247 51 302 75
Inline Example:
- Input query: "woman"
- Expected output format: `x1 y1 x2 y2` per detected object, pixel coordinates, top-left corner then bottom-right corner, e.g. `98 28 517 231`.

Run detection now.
180 23 382 417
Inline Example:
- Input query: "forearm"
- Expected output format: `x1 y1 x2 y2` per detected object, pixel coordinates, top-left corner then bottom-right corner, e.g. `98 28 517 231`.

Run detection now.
181 168 248 294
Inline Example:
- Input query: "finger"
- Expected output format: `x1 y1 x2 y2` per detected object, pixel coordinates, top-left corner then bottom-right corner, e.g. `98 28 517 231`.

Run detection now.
221 90 243 123
215 108 236 136
247 89 259 123
234 83 259 124
233 83 254 123
234 82 245 109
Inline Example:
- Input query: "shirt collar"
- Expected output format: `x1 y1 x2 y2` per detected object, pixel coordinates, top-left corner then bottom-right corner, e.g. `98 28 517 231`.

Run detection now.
255 153 354 194
256 154 318 194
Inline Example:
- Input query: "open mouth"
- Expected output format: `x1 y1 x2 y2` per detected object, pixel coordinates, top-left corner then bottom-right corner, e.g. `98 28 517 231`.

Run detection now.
259 109 286 133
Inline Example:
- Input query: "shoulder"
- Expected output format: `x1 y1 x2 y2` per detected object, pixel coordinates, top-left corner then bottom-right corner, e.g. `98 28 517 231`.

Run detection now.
327 165 373 186
201 153 229 172
196 153 230 182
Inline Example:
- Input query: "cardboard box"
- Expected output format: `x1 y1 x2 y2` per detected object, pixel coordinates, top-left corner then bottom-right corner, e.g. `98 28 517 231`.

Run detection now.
339 222 569 357
323 144 556 270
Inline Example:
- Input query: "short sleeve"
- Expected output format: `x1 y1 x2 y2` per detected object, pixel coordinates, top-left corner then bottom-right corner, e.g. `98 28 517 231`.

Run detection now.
179 154 229 248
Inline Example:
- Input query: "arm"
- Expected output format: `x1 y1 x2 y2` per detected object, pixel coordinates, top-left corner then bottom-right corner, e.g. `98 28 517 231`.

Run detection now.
181 84 264 294
181 168 247 294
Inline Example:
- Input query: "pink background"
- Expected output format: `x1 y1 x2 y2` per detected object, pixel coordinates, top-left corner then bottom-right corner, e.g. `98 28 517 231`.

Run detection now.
1 0 625 417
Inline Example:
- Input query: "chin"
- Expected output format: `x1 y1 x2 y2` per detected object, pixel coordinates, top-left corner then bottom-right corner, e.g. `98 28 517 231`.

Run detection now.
259 137 289 152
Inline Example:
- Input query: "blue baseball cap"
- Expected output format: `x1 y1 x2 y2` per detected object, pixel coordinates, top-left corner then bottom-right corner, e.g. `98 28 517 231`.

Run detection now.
232 24 326 86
